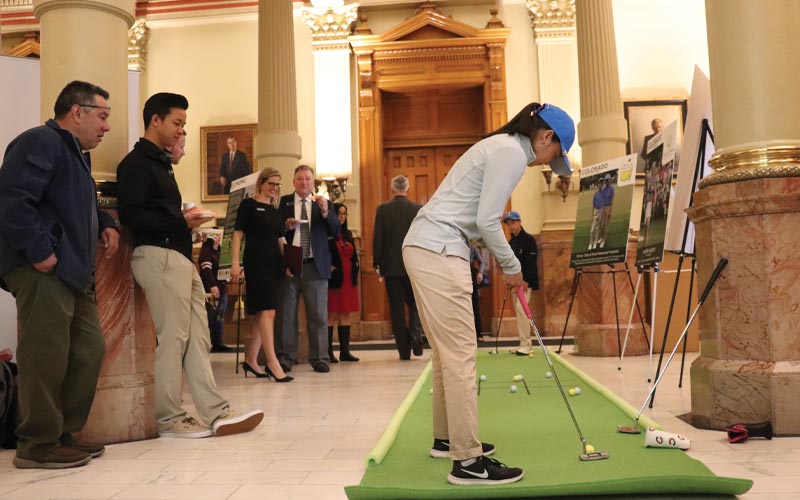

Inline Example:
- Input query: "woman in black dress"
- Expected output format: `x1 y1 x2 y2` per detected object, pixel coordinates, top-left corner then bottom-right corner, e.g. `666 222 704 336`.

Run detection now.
231 167 292 382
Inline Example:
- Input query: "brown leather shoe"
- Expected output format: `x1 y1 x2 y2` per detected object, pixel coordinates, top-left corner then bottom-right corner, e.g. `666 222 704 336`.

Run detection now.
61 434 106 458
13 446 91 469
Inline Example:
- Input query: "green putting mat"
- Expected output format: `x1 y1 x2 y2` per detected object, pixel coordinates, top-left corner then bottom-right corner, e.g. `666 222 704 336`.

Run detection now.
345 350 752 499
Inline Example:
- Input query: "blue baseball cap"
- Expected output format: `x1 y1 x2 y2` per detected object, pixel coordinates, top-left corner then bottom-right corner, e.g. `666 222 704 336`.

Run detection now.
535 104 575 177
502 211 521 222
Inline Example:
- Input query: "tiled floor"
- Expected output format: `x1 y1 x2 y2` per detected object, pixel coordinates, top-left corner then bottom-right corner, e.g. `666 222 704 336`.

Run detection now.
0 346 797 499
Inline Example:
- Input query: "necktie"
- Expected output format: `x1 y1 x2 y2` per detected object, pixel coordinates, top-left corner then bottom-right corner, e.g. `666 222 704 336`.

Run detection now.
300 199 311 259
229 152 234 167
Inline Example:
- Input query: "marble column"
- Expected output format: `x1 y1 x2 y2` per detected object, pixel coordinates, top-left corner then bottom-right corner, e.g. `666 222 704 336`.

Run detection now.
34 0 134 181
255 0 302 179
527 0 580 336
571 0 644 356
687 0 800 435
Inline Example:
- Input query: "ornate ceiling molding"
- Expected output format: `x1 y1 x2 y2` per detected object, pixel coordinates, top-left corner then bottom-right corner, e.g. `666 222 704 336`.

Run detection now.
300 3 359 46
526 0 575 41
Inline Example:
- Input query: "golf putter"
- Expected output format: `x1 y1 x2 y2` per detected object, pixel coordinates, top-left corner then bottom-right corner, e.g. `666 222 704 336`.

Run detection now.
617 257 728 434
516 287 609 461
488 287 509 355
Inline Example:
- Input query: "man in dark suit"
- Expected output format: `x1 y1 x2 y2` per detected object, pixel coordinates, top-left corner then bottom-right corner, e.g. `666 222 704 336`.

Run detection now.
373 175 424 360
218 136 251 194
276 165 340 373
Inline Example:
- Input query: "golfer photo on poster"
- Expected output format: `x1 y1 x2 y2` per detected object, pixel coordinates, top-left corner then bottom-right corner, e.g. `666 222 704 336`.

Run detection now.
637 120 678 267
570 154 636 268
623 99 687 177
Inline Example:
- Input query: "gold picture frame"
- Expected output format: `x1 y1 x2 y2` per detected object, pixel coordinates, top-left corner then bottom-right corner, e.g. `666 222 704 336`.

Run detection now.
200 124 257 202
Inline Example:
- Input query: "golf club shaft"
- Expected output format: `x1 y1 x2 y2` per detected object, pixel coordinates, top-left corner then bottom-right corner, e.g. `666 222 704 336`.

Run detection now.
633 257 728 421
494 287 509 352
516 287 587 446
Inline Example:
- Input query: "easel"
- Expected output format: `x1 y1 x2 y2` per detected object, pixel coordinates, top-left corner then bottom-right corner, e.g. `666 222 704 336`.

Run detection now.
619 263 659 383
556 262 650 359
649 118 714 408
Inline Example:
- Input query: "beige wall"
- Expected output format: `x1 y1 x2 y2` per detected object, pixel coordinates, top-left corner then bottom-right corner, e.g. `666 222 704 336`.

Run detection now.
140 0 710 237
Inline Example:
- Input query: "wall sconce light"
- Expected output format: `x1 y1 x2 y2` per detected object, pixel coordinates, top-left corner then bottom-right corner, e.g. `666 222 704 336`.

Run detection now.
541 169 553 190
556 175 571 202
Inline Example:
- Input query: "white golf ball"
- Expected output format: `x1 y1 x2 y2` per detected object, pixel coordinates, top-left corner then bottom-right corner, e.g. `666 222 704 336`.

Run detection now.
479 374 487 381
545 371 552 378
574 387 582 395
510 385 518 393
517 374 524 380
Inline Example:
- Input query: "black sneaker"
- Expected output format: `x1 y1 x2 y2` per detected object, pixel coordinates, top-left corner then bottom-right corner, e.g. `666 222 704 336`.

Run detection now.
430 438 495 458
448 456 524 485
411 337 424 356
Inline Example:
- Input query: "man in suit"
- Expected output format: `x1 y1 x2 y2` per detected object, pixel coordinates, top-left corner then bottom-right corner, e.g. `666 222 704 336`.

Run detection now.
218 136 251 194
276 165 340 373
373 175 424 360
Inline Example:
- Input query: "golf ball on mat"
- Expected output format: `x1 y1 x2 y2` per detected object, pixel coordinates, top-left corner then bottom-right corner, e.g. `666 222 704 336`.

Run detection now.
545 371 552 378
429 388 433 395
517 374 524 380
568 388 575 396
480 374 487 381
574 387 582 395
510 385 518 393
528 353 534 358
512 375 520 382
585 445 595 453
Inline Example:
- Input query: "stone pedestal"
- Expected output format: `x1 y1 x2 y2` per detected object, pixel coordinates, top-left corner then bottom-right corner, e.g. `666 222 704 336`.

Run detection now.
77 218 157 444
539 229 576 337
687 177 800 435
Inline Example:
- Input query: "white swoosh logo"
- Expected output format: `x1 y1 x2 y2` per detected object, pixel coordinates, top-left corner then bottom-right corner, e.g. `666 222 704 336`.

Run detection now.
462 468 488 479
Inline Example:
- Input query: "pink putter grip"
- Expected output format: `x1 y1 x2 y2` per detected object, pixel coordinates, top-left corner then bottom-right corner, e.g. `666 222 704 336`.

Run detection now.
516 287 532 319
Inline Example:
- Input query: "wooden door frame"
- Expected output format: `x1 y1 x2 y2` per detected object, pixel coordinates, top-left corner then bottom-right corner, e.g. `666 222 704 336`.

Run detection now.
349 6 510 337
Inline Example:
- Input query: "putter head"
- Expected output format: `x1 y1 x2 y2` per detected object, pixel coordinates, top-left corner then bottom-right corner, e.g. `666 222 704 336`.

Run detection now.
616 424 642 434
580 451 609 461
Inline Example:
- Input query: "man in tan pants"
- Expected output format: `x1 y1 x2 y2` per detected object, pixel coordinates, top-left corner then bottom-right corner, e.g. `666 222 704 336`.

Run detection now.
118 93 263 438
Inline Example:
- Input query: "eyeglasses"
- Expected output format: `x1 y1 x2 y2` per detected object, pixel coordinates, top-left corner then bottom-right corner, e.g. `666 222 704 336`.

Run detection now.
267 182 282 187
78 104 112 111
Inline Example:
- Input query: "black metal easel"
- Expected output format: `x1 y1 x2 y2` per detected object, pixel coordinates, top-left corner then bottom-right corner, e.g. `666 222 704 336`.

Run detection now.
649 119 714 408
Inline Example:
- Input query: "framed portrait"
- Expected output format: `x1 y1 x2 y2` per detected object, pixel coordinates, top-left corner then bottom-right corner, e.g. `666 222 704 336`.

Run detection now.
624 99 687 178
200 124 257 202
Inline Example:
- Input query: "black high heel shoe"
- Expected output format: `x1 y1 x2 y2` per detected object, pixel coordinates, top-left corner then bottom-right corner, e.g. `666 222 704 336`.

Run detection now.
265 365 293 383
242 362 269 378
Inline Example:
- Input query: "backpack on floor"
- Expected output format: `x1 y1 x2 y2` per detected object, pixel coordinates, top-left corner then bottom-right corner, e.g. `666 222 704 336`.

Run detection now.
0 360 18 449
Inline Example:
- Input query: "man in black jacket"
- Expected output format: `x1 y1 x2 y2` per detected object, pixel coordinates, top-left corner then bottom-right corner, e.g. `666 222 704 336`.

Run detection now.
0 81 118 469
373 175 424 360
503 211 539 355
117 92 262 440
218 136 251 194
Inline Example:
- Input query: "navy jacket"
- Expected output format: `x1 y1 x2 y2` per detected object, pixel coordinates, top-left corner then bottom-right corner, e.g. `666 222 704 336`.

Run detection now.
0 120 117 292
509 228 539 290
279 194 340 280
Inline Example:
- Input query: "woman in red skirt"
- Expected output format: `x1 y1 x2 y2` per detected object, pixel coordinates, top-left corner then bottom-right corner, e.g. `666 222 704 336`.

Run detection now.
327 203 360 362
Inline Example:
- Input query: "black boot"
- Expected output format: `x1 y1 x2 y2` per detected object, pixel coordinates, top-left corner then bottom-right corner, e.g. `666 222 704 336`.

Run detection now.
338 325 359 362
328 326 339 364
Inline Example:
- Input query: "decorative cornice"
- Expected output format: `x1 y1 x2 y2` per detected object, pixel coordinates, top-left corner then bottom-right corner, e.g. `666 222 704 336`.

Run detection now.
700 146 800 188
526 0 575 41
300 3 358 45
127 18 149 71
1 0 32 8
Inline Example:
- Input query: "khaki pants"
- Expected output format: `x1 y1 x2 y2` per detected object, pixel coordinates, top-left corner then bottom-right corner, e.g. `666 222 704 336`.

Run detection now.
131 246 228 429
403 246 482 461
513 287 533 353
4 265 105 459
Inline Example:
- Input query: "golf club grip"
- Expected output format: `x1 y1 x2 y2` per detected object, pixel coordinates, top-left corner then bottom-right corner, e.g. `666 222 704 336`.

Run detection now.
699 257 728 303
516 286 532 319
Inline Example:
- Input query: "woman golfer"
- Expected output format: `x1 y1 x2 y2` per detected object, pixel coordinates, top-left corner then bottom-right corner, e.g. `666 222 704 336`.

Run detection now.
402 103 575 485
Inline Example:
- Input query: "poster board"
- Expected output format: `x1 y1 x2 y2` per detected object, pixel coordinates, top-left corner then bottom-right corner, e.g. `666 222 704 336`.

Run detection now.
570 154 637 268
636 120 678 266
217 172 259 281
665 66 715 253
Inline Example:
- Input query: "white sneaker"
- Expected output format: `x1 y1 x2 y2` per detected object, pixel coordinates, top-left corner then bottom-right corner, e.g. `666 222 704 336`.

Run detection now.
159 417 213 439
211 408 264 437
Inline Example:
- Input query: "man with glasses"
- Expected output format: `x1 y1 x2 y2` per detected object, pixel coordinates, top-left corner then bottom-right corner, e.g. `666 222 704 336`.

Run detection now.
0 80 119 469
